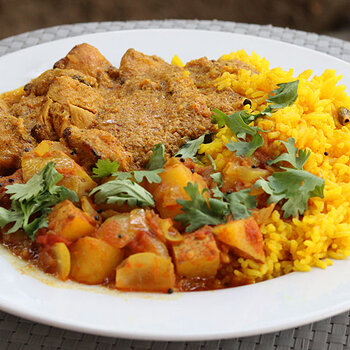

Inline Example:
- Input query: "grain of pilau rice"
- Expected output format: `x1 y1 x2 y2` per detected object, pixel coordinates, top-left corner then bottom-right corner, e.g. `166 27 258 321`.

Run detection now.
196 50 350 284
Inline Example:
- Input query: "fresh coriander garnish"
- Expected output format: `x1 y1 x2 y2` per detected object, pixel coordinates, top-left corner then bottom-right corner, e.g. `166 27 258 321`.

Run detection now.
92 159 120 178
146 143 166 170
0 162 78 239
226 189 257 220
267 137 310 170
207 154 217 170
212 187 257 220
175 134 206 161
175 182 257 232
255 137 325 218
132 169 164 184
262 80 299 116
226 133 264 157
212 108 264 157
210 172 223 187
174 182 227 232
91 143 166 184
90 179 155 207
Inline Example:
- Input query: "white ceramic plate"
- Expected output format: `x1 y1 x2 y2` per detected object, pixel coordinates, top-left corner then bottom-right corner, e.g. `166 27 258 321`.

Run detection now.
0 29 350 341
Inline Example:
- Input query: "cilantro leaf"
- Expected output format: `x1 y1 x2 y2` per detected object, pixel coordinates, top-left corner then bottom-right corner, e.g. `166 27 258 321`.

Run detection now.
175 134 206 160
263 80 299 116
255 169 324 218
93 145 165 184
267 138 310 170
115 169 164 184
174 182 227 232
146 143 166 170
210 172 223 187
212 109 257 137
90 179 155 208
0 162 78 239
115 172 133 181
226 133 264 157
226 189 257 220
92 159 120 178
256 138 325 218
207 154 217 170
133 169 164 184
212 109 264 157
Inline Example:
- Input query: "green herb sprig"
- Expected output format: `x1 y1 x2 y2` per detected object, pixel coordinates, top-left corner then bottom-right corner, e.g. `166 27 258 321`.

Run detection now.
255 138 325 218
0 162 78 239
175 182 257 232
91 143 166 184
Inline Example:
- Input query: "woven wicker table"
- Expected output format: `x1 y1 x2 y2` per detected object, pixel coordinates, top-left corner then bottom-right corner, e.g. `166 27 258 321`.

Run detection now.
1 20 350 350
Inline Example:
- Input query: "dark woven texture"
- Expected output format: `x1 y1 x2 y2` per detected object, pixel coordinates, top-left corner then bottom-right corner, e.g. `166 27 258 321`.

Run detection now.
0 20 349 349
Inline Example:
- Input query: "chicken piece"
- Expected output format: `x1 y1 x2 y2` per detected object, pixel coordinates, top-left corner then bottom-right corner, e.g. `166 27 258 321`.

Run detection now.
47 76 103 114
95 49 214 168
54 43 114 81
0 116 35 172
24 68 97 96
62 125 133 171
68 104 94 129
185 57 252 114
0 99 9 116
7 94 48 135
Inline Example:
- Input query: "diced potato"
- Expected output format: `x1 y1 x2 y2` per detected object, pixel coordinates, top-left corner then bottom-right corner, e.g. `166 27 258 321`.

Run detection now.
70 236 123 284
252 204 275 225
158 217 183 243
128 232 170 258
213 217 265 263
96 209 170 258
22 148 96 197
148 159 207 220
172 227 220 278
116 252 175 292
222 164 270 190
48 200 96 241
50 242 71 281
95 213 134 248
81 196 99 218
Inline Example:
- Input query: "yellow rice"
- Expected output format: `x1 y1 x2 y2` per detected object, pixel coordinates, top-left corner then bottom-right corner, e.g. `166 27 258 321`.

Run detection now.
197 50 350 283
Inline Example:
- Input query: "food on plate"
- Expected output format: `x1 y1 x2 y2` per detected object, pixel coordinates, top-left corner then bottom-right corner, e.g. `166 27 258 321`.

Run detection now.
0 43 349 293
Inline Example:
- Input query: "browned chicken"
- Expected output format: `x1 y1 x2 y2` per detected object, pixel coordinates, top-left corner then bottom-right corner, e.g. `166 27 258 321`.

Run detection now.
185 57 254 114
62 126 133 171
0 116 35 172
0 43 248 173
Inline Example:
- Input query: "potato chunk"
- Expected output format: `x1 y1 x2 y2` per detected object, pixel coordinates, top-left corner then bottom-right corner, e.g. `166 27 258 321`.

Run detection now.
50 242 71 281
148 159 207 220
172 227 220 278
22 147 96 198
95 213 134 249
70 236 123 284
48 200 96 241
213 217 265 263
116 252 175 292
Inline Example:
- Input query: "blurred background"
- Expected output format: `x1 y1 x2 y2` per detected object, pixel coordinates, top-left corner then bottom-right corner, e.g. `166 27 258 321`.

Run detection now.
0 0 349 40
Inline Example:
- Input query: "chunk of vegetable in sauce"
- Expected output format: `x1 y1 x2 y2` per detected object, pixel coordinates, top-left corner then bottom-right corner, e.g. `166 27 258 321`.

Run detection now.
116 252 175 292
213 217 265 263
172 226 220 278
70 236 123 284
